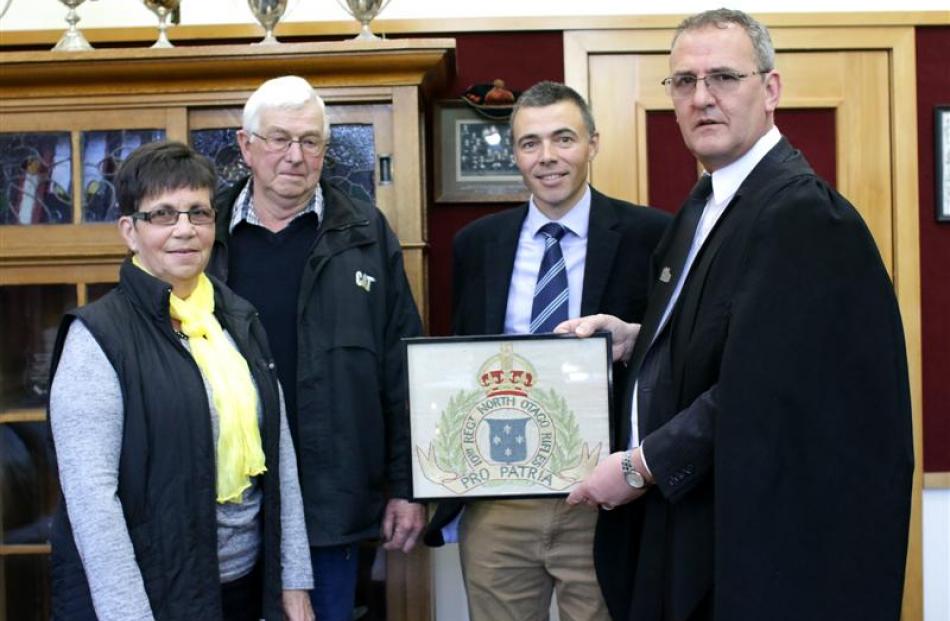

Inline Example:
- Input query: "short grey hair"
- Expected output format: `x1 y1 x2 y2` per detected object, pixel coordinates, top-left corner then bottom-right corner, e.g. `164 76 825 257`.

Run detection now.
673 8 775 73
511 81 597 138
242 75 331 141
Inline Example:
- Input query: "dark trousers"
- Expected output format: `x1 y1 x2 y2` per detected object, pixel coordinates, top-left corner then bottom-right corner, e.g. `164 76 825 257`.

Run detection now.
309 543 360 621
221 562 263 621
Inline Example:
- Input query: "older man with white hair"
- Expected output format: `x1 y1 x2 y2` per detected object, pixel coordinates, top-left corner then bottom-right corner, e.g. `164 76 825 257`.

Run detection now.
208 75 425 621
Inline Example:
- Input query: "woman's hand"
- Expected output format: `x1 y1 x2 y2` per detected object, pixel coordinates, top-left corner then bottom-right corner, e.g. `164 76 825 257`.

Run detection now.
282 589 315 621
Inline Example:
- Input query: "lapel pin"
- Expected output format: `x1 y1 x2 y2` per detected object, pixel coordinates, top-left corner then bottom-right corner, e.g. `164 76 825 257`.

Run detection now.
659 267 672 283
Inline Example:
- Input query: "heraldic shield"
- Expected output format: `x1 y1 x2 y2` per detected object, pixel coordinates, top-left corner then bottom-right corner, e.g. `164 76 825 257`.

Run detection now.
487 417 530 463
406 335 613 499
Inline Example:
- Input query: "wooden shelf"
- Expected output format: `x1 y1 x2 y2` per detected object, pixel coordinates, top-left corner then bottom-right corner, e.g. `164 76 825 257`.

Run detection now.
0 39 455 105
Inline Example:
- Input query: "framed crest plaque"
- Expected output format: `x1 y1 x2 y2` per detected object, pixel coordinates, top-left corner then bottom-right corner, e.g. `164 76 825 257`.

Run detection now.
404 333 612 500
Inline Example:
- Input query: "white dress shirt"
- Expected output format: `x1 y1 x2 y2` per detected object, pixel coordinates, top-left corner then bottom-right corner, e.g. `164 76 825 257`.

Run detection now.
503 186 592 335
630 126 783 453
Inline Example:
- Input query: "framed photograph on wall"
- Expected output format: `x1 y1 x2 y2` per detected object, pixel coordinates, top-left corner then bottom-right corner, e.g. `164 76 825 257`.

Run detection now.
936 105 950 222
433 101 529 203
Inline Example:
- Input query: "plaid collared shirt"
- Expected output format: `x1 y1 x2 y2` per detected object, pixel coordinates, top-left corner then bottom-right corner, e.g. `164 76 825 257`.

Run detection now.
228 178 324 233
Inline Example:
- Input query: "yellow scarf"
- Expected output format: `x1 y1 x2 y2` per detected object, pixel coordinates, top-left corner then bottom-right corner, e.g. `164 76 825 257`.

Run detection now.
132 257 266 503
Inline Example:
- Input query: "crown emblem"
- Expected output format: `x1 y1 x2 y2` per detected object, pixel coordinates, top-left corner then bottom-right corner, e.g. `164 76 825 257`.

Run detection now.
477 343 537 397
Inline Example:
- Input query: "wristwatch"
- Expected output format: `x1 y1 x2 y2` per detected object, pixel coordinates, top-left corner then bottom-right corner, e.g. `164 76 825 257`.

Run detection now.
621 450 646 489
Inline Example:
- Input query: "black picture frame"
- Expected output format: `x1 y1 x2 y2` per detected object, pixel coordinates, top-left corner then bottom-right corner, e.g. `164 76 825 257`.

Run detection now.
403 333 613 501
433 101 529 203
936 105 950 222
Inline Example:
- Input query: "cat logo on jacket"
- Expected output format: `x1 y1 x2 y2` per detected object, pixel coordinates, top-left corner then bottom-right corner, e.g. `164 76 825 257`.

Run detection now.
355 270 376 292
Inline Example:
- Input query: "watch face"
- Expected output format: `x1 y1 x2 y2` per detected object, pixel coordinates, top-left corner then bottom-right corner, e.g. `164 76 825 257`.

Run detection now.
625 470 644 488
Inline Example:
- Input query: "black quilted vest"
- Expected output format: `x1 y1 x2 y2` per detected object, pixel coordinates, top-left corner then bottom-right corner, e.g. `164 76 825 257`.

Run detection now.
47 260 284 620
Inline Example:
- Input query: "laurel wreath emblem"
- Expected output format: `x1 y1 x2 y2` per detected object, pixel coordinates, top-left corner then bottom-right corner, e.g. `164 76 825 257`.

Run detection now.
532 387 582 475
433 388 482 475
431 387 582 477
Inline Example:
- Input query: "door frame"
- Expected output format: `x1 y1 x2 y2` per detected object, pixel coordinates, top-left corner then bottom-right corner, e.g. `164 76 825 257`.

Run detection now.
564 23 923 621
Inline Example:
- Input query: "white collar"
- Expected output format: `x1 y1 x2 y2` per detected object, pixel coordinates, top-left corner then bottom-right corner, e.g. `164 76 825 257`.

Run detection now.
524 185 592 239
709 126 782 205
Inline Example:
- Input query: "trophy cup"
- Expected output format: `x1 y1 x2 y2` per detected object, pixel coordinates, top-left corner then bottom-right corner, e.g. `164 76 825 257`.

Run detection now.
248 0 288 45
142 0 181 48
337 0 392 41
52 0 96 51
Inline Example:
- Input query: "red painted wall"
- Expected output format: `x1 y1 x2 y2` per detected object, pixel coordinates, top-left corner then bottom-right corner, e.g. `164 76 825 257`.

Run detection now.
427 32 565 337
916 26 950 473
646 108 837 213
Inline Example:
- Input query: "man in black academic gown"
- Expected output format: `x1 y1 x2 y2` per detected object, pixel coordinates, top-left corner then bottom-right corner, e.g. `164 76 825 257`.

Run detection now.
561 8 913 621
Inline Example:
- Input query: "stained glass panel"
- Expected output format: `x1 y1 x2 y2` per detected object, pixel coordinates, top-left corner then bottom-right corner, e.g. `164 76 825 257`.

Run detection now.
190 128 249 193
81 129 166 223
0 132 72 225
190 123 377 204
325 124 376 204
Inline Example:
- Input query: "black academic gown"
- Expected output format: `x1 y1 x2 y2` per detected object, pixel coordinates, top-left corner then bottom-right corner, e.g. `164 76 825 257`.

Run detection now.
595 138 914 621
424 186 671 543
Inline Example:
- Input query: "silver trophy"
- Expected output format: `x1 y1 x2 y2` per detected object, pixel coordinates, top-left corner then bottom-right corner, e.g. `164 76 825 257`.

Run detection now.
337 0 392 41
142 0 181 48
248 0 288 45
52 0 96 51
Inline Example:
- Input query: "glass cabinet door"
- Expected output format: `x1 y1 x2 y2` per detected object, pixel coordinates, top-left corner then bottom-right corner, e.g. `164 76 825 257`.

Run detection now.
1 95 412 621
188 104 394 220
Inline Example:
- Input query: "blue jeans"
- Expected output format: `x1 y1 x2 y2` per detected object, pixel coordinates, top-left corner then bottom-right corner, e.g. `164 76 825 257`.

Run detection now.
309 544 360 621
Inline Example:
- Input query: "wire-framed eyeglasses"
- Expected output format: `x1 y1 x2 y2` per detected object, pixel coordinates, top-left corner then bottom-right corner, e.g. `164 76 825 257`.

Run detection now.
130 206 217 226
251 131 326 155
661 71 765 99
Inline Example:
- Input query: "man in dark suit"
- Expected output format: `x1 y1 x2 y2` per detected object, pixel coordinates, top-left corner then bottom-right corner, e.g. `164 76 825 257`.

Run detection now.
423 81 670 621
562 9 913 621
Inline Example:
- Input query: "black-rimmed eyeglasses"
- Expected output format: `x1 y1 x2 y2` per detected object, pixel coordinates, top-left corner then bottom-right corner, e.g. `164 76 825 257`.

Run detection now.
250 131 326 155
661 71 765 99
131 206 217 226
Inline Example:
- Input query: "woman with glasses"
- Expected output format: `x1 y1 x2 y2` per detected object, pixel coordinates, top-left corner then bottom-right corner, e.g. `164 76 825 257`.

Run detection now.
47 141 315 621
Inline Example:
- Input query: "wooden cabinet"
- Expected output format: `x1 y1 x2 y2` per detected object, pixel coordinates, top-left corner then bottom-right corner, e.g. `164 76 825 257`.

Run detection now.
0 39 453 621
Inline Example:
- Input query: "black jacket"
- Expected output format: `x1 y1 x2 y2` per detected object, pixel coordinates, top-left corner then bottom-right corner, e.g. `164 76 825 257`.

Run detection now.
424 187 671 544
210 178 422 546
48 260 284 620
597 139 913 621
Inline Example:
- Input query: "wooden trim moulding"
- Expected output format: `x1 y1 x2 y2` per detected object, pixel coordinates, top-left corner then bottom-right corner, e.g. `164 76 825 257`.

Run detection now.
924 472 950 489
0 11 946 48
0 40 455 102
0 410 46 424
0 544 52 556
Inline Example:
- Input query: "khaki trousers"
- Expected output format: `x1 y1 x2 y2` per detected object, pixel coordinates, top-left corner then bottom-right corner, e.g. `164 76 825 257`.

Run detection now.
458 498 609 621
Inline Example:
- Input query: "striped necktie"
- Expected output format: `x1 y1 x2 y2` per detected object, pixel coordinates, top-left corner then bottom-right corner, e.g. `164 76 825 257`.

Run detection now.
530 222 569 333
